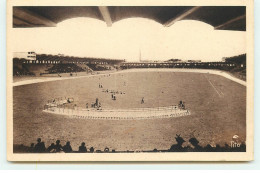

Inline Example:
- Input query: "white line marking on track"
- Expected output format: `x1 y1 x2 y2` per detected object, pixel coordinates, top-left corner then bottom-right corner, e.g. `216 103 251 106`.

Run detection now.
204 75 224 97
219 89 224 96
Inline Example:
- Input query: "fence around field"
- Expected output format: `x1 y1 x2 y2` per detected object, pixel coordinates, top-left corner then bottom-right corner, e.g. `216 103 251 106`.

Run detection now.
43 106 191 120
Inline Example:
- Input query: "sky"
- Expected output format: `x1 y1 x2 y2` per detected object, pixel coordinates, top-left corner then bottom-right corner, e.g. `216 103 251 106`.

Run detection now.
12 17 246 62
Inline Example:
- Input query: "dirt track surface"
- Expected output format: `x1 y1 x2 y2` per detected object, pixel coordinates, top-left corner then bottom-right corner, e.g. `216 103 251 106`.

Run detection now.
13 69 246 151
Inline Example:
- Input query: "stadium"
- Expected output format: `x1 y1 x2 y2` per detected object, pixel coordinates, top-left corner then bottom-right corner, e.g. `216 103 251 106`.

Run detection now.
12 6 247 153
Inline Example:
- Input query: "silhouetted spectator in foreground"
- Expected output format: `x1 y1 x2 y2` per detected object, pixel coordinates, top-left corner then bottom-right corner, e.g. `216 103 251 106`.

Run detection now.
47 143 55 152
240 142 246 152
34 138 46 153
215 144 221 152
55 140 63 152
189 137 203 152
79 142 87 153
184 145 192 152
169 134 186 152
63 141 72 153
89 147 95 153
29 143 35 152
104 147 109 152
204 144 213 152
224 143 230 150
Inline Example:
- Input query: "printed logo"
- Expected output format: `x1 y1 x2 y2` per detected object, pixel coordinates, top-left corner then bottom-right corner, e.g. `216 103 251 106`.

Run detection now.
230 135 241 148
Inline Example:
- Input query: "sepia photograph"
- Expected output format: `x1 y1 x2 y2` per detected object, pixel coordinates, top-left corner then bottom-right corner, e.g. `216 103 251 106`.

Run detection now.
6 0 254 161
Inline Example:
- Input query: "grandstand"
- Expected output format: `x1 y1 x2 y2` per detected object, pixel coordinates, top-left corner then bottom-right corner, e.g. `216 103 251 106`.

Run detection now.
13 53 124 76
13 53 246 81
120 54 246 80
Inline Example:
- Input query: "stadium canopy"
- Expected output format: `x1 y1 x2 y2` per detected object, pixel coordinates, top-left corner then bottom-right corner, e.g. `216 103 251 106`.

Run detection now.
13 6 246 31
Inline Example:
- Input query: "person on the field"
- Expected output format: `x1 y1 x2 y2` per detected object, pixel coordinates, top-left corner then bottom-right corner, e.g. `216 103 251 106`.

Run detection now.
179 100 184 109
182 102 185 109
98 102 102 110
141 97 144 104
86 103 88 109
95 98 99 108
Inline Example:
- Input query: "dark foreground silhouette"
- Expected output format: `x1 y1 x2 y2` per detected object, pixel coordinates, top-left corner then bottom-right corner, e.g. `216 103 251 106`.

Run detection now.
13 135 246 153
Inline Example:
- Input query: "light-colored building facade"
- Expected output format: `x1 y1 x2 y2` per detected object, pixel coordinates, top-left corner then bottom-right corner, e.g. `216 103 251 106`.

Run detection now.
13 51 36 60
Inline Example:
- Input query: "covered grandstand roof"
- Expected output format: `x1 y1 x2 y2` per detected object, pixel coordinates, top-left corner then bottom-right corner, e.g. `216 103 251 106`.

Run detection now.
13 6 246 31
35 54 124 63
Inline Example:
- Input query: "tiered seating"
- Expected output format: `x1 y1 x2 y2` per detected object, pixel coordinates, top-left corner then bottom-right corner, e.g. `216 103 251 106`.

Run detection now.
47 64 86 74
87 64 114 71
